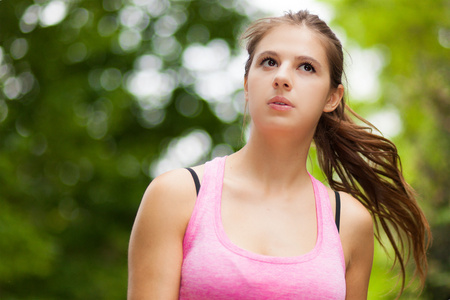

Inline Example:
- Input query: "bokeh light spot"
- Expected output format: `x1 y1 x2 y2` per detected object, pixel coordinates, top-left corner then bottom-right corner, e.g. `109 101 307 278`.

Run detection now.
100 68 122 91
70 8 91 29
97 15 119 37
154 15 179 37
66 42 88 63
3 77 22 99
20 5 40 33
182 39 230 72
30 133 48 156
17 72 36 95
438 28 450 49
151 36 181 60
10 38 29 60
367 108 403 139
175 94 202 118
213 100 238 123
134 54 162 70
103 0 122 12
211 143 234 159
186 24 210 44
22 4 41 25
15 117 31 137
88 69 103 90
126 69 175 104
87 111 108 140
142 0 170 17
117 154 141 178
346 46 385 102
40 1 68 27
150 129 212 177
59 161 80 186
119 6 149 30
138 108 166 128
118 29 142 52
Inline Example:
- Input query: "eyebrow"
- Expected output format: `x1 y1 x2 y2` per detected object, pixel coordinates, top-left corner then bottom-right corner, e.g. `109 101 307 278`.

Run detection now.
255 50 323 68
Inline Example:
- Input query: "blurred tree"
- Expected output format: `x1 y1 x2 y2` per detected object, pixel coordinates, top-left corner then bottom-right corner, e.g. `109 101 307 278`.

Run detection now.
0 0 249 298
323 0 450 298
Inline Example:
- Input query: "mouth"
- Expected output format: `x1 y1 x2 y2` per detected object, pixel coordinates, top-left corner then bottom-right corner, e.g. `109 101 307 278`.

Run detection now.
268 96 294 108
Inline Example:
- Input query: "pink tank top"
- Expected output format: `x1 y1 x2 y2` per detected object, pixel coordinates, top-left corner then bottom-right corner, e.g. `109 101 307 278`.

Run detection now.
180 156 346 299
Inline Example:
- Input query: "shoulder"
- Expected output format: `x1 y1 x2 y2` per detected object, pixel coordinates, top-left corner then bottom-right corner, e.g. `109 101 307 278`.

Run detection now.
146 166 202 199
331 192 374 297
338 191 374 265
145 165 205 202
326 188 373 234
128 167 204 299
339 192 373 233
138 166 205 233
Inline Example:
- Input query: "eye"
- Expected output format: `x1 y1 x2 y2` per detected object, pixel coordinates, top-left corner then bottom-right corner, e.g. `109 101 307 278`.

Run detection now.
299 63 315 73
261 57 278 67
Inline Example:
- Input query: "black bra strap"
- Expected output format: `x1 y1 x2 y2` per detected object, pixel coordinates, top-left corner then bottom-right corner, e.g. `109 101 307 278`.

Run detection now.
186 168 200 196
186 168 341 231
334 191 341 233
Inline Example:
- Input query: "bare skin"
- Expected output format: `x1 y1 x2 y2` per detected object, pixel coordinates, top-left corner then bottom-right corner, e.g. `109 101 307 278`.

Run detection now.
128 25 374 300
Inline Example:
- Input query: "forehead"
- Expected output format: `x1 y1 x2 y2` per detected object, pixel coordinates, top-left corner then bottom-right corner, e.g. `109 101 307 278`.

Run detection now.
254 25 328 67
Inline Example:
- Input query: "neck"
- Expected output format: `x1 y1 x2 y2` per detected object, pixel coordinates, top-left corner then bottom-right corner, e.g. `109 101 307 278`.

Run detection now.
229 126 314 191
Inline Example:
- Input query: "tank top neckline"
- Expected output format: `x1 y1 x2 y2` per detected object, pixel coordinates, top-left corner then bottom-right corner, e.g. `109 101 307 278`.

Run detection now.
212 156 324 264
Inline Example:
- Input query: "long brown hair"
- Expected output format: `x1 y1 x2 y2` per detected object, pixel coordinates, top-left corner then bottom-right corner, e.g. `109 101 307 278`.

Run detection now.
241 10 431 296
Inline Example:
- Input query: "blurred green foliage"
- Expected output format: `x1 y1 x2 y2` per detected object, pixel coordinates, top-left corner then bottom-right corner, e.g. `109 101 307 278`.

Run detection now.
0 0 249 298
0 0 448 299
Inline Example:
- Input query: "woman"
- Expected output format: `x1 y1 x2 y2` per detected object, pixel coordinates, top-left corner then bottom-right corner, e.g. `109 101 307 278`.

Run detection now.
128 10 430 299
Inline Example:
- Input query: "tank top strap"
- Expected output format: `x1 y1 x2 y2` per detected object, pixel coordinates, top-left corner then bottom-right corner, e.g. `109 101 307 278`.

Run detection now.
308 175 328 216
202 155 227 196
309 174 346 272
183 156 227 256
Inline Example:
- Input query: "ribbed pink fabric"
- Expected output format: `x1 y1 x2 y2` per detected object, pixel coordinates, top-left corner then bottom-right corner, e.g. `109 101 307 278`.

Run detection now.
180 156 346 299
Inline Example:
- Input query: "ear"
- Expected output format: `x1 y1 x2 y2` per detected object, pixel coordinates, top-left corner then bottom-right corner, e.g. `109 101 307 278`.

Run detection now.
323 84 344 112
244 77 248 101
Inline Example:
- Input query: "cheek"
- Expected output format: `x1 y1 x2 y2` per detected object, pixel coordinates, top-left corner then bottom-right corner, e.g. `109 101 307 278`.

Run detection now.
305 81 332 107
246 89 266 121
246 93 260 117
245 77 263 103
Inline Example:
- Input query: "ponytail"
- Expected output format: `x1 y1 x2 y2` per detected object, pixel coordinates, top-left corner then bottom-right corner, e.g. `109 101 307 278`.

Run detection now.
314 102 431 296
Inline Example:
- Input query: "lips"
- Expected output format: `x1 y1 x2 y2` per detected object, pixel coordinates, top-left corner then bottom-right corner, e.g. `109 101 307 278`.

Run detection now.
268 96 294 110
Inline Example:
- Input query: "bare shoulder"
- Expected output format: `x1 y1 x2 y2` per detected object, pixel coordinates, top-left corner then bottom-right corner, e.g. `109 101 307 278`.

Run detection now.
326 188 373 234
138 164 206 231
127 166 204 299
334 192 374 298
139 166 204 226
337 191 374 268
147 167 198 199
339 192 373 232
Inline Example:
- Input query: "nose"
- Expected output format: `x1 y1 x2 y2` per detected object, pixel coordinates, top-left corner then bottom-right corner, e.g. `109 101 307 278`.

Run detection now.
272 67 292 91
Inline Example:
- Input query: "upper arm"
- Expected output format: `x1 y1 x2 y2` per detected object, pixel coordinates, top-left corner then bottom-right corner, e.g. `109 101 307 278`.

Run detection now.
339 193 374 300
127 169 197 300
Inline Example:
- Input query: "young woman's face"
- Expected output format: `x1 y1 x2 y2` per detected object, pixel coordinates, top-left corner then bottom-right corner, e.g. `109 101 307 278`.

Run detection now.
245 25 341 138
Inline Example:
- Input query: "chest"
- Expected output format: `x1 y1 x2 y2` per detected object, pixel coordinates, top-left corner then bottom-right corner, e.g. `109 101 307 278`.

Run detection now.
180 250 346 300
220 182 318 257
180 161 346 299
